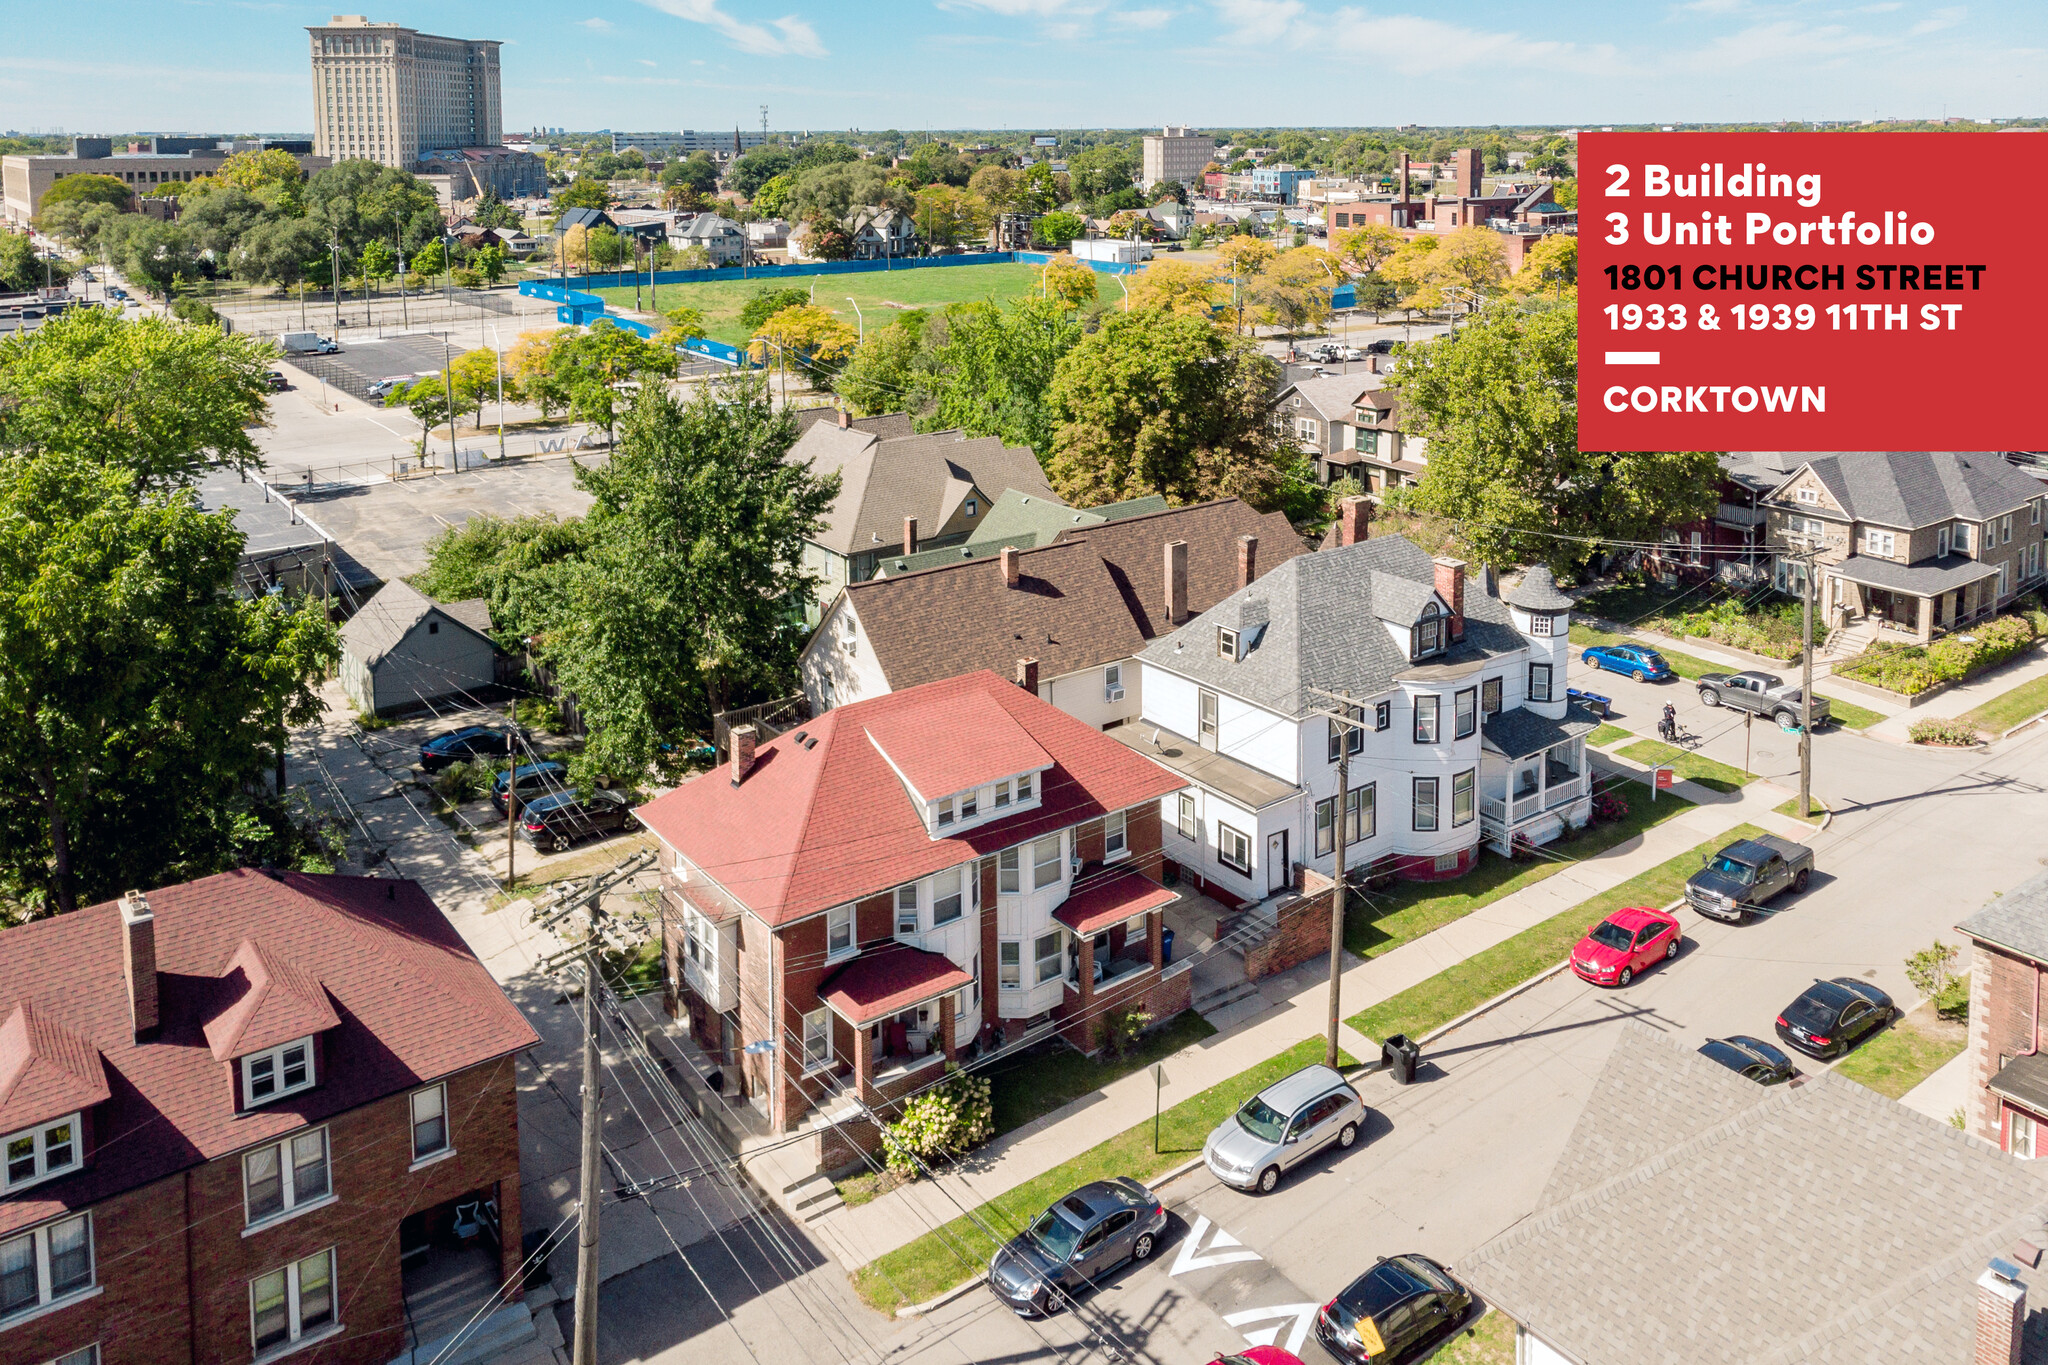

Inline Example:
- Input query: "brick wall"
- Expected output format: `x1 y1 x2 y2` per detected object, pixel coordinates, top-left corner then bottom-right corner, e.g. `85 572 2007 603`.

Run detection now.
1969 942 2042 1144
1243 885 1336 982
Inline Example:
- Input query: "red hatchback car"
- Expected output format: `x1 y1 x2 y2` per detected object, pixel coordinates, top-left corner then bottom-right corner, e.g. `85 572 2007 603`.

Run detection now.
1570 906 1682 987
1207 1350 1303 1365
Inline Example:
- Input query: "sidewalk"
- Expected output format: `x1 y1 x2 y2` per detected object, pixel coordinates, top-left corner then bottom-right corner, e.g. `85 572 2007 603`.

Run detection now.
801 761 1805 1273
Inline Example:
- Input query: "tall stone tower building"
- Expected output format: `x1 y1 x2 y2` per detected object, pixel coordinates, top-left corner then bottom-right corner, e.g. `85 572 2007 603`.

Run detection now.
306 15 502 168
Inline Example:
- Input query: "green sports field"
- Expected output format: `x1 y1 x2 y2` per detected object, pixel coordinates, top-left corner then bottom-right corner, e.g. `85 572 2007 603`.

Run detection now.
589 261 1049 346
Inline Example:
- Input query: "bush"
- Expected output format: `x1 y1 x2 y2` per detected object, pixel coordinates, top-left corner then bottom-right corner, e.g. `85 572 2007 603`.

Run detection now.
1837 610 2039 695
169 296 222 327
1905 940 1959 999
1935 977 1970 1021
1908 716 1981 746
1590 789 1630 824
1099 1005 1153 1060
879 1067 994 1178
1657 595 1815 660
432 759 500 802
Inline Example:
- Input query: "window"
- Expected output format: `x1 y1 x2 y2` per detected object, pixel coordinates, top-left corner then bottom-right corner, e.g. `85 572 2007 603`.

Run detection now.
1104 810 1128 858
244 1129 331 1226
250 1249 333 1356
1412 615 1444 659
1687 530 1702 565
1527 611 1556 637
1956 522 1974 552
1374 700 1391 731
1198 689 1219 745
1452 770 1475 827
1176 792 1196 840
1349 785 1374 842
1295 417 1320 444
999 942 1021 989
243 1039 314 1108
960 789 977 819
1864 529 1895 557
1454 688 1476 740
1104 664 1123 701
1032 835 1063 889
3 1116 79 1191
1217 626 1240 659
1413 777 1439 831
1034 932 1063 985
1016 772 1034 802
1217 823 1251 873
1 1214 93 1323
1326 704 1364 763
46 1348 98 1365
896 884 918 934
936 796 954 827
1313 797 1334 857
994 779 1011 808
1413 694 1440 744
2004 514 2014 545
1796 487 1819 504
998 848 1020 894
2034 500 2043 527
932 867 964 925
801 1008 830 1072
1481 677 1502 718
827 905 855 959
1938 525 1951 557
966 497 978 517
2013 1109 2036 1159
1528 662 1553 703
411 1086 448 1162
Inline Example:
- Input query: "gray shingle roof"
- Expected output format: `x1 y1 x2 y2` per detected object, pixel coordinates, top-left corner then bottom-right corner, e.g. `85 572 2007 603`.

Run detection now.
1778 451 2042 529
1273 372 1383 422
1959 867 2048 965
1461 1023 2048 1365
788 424 1054 557
339 581 494 667
1137 535 1520 716
1481 703 1601 760
1832 553 2002 596
1503 565 1574 611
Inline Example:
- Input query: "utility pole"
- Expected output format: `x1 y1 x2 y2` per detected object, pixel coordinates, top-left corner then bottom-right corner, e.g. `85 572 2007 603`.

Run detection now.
397 225 409 330
506 699 518 889
572 941 602 1365
330 233 341 335
1799 552 1815 819
1306 687 1363 1070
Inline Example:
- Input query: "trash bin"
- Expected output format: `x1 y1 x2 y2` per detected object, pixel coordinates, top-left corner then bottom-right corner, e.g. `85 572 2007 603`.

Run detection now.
1382 1034 1420 1085
1160 928 1176 966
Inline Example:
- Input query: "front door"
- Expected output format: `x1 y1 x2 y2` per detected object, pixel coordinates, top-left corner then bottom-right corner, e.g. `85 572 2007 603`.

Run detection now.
1267 830 1289 895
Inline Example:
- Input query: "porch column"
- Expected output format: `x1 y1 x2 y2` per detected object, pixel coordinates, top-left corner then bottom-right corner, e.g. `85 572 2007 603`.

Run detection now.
1077 934 1096 1006
939 995 957 1063
1917 594 1934 645
852 1016 878 1107
1148 911 1163 971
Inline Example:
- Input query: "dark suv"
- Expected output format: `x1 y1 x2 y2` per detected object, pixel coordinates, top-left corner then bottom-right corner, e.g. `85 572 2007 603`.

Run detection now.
419 725 523 772
491 761 569 816
520 789 634 851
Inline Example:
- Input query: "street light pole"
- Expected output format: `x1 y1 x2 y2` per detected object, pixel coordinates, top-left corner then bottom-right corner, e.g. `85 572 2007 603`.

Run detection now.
1799 552 1815 819
846 297 862 340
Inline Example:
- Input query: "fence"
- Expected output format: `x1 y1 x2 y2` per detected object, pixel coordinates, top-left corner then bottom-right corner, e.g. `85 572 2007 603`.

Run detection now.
549 251 1018 293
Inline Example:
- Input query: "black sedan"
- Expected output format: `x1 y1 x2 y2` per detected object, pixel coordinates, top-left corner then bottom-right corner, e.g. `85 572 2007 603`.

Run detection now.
419 724 521 772
987 1178 1166 1316
1316 1254 1475 1364
1698 1035 1798 1085
1774 978 1897 1059
519 788 635 851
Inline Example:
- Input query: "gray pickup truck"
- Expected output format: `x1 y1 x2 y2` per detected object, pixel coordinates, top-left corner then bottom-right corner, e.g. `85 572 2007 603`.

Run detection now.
1696 670 1830 729
1684 834 1816 922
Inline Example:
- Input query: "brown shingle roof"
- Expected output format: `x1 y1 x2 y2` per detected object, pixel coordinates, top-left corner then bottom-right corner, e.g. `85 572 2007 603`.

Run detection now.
791 423 1053 557
0 1002 111 1134
1053 499 1311 639
792 409 915 440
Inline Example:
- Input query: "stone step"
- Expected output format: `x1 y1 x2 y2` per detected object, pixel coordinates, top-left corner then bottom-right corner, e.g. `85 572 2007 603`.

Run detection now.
788 1172 841 1211
1193 979 1260 1017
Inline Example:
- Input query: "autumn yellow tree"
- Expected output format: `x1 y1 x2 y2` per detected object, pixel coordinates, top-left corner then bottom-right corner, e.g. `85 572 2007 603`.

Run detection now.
1330 222 1403 275
1212 235 1277 333
557 223 593 272
1253 246 1343 335
748 304 859 397
447 348 511 428
1424 226 1510 323
1380 236 1443 318
1507 233 1577 297
1127 259 1223 320
1037 255 1099 310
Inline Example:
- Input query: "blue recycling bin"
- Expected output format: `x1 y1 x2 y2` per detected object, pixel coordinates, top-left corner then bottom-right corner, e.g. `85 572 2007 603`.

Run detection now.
1161 928 1176 966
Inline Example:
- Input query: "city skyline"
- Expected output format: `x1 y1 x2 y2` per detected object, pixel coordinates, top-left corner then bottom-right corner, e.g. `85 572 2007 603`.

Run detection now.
2 1 2043 138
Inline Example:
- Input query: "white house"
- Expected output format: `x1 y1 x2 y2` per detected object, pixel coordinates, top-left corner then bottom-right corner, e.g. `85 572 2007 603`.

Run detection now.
668 211 747 266
1116 504 1594 907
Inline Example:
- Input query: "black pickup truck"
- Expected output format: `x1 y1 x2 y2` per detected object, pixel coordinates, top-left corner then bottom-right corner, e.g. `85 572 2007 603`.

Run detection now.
1684 834 1816 923
1696 670 1830 729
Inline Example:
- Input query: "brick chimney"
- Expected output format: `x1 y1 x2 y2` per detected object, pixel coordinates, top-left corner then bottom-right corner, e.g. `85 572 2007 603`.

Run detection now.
1000 545 1021 589
1433 557 1466 640
1975 1260 2027 1365
903 516 917 556
1016 657 1039 693
1454 147 1482 198
1164 539 1188 625
837 408 851 429
1237 534 1258 590
120 890 159 1041
1338 496 1371 547
729 724 758 786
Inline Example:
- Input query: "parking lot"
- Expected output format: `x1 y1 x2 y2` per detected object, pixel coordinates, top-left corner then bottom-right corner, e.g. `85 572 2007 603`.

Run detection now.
284 332 471 403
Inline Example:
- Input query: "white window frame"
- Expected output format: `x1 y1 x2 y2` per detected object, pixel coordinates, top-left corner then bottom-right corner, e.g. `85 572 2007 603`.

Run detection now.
1527 611 1556 637
935 796 954 827
999 941 1021 990
1687 530 1702 564
1033 931 1063 985
249 1247 335 1359
1529 662 1553 704
1452 769 1476 827
0 1213 95 1325
998 848 1020 894
1176 792 1196 840
931 866 965 926
242 1038 315 1109
3 1115 81 1192
410 1085 450 1165
1865 529 1894 557
2033 500 2043 527
993 779 1011 808
1032 834 1063 890
1103 810 1129 859
960 789 978 820
2013 1108 2037 1160
1295 416 1320 445
243 1128 333 1231
827 905 855 961
1104 663 1123 701
1016 771 1034 802
1217 822 1251 874
1796 487 1819 504
2004 514 2014 545
895 884 919 934
801 1007 831 1074
43 1347 98 1365
1454 688 1476 740
1413 694 1440 744
1217 626 1240 659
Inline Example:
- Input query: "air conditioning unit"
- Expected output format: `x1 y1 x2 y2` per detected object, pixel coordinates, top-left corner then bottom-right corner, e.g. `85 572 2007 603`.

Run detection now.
1106 687 1126 703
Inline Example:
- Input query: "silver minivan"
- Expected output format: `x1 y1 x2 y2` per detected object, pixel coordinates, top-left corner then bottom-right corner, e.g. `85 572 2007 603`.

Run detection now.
1202 1063 1366 1194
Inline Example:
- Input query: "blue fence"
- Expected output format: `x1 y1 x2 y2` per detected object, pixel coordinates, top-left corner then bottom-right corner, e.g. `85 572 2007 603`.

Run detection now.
1010 251 1146 277
548 251 1019 293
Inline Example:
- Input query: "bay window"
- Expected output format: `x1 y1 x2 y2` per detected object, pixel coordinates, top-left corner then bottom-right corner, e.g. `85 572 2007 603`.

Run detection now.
1413 777 1439 832
1034 931 1063 985
1414 694 1440 744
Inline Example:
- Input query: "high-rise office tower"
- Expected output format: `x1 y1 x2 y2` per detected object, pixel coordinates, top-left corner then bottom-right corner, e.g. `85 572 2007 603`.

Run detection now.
307 15 501 168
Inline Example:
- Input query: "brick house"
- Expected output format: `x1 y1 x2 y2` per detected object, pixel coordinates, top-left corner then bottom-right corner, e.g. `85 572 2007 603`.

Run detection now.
0 871 537 1365
1643 450 1780 586
1958 871 2048 1159
634 671 1188 1165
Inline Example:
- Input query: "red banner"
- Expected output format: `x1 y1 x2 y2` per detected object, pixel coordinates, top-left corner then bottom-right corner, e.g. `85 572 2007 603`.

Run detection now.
1576 132 2047 451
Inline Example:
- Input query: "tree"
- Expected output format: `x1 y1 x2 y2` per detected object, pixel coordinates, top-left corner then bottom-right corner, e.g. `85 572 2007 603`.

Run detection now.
37 173 132 217
555 319 681 447
112 220 198 299
1103 209 1159 241
748 304 858 387
1352 271 1398 321
901 142 970 189
1046 310 1291 512
1149 179 1189 207
1066 145 1138 201
448 348 507 427
1508 234 1577 297
357 238 398 294
0 454 337 916
472 189 522 229
553 177 611 212
303 160 440 257
1425 226 1509 320
1212 235 1277 332
1036 255 1098 310
557 223 593 272
508 330 572 418
929 296 1082 456
740 287 812 335
663 151 720 196
1017 163 1063 214
752 173 796 219
967 164 1018 213
1252 246 1341 334
0 235 66 294
1126 259 1223 319
1031 211 1085 250
1380 235 1442 317
1549 179 1577 208
1091 186 1143 217
413 512 590 648
664 305 709 340
791 162 911 238
583 225 631 272
728 146 794 200
388 374 452 451
837 310 934 417
543 380 840 781
0 309 273 483
1332 222 1403 275
1394 302 1721 575
210 148 308 214
475 243 509 285
914 184 990 249
228 216 329 290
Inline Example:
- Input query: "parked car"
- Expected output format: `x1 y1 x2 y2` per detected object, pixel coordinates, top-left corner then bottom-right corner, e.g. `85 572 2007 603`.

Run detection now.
1569 906 1681 987
1697 1035 1798 1085
1336 345 1366 361
1203 1063 1366 1194
1579 643 1673 681
262 370 290 392
1683 834 1814 923
1205 1350 1303 1365
520 788 635 851
1696 669 1830 728
1364 339 1398 355
367 374 419 399
986 1178 1167 1316
1315 1254 1476 1364
1774 978 1897 1059
419 724 523 772
491 760 569 816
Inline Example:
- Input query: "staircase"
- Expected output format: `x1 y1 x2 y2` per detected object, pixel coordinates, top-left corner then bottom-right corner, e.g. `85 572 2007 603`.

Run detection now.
784 1170 845 1224
1818 616 1879 671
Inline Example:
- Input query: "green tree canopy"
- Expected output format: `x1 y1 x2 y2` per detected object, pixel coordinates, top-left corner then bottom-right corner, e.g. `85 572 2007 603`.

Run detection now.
791 162 911 235
1031 211 1085 249
38 173 133 216
837 310 935 418
728 146 794 199
553 177 611 212
413 513 589 648
230 216 332 289
0 235 67 293
740 286 812 335
304 160 440 256
662 151 721 195
929 296 1082 456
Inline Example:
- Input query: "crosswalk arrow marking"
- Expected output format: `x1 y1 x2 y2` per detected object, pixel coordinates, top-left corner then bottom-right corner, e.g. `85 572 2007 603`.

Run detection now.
1222 1303 1322 1357
1168 1215 1265 1276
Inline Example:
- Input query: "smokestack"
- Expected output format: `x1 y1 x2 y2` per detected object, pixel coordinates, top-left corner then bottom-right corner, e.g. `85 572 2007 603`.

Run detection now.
729 725 758 786
1434 558 1466 640
1016 657 1039 693
1000 545 1021 589
1237 534 1258 589
903 516 917 556
1338 496 1371 547
1400 153 1410 204
1164 539 1188 625
1976 1260 2027 1365
837 409 851 429
120 890 159 1041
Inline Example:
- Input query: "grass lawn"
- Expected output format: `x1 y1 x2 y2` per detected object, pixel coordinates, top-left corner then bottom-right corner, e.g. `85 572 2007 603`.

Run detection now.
1436 1309 1516 1365
1567 624 1718 680
1617 737 1756 792
850 1036 1355 1312
982 1009 1218 1136
591 262 1046 346
1588 723 1632 747
1773 795 1829 824
1343 786 1695 961
1349 823 1769 1045
1814 694 1886 730
1956 673 2048 737
1834 995 1968 1099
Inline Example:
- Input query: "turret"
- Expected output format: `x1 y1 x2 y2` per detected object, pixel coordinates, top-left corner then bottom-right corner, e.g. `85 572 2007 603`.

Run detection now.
1504 567 1574 719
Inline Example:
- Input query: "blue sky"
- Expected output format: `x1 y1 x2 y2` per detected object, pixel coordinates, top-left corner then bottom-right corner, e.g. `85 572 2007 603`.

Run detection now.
4 1 2043 136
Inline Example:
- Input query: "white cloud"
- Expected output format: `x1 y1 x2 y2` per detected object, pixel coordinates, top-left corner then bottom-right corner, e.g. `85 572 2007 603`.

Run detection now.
940 0 1104 13
1108 7 1175 28
634 0 828 56
1212 1 1622 75
1909 5 1965 35
637 58 658 66
579 16 614 29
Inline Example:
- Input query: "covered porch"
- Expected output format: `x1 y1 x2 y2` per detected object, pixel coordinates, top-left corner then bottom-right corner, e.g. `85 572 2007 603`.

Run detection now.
1479 705 1601 855
1054 867 1176 1053
820 947 975 1105
1827 554 2003 645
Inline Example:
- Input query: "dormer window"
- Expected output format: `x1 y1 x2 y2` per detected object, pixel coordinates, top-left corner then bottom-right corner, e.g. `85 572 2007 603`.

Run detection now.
936 797 954 826
1017 772 1034 801
3 1115 79 1191
1412 608 1445 660
1218 626 1240 659
1796 487 1819 504
243 1038 315 1108
960 790 978 819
